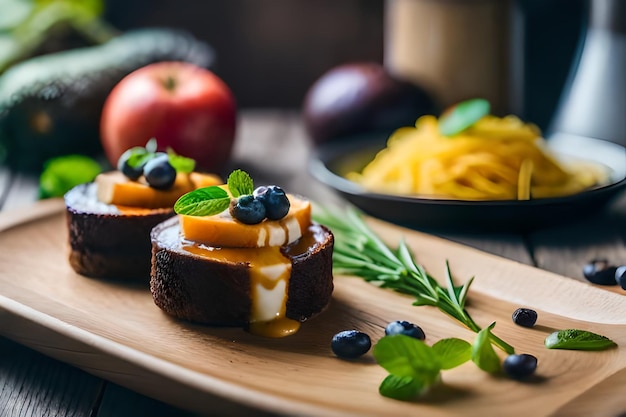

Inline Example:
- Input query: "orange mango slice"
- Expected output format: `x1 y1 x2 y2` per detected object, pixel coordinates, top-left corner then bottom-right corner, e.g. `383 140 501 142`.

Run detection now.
180 195 311 248
96 171 222 209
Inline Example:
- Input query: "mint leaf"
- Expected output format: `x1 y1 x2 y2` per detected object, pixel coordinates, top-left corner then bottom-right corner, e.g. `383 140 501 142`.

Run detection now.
122 147 151 169
167 151 195 173
471 323 501 373
227 169 254 198
174 186 230 216
379 374 429 401
432 338 472 370
373 335 441 377
39 155 102 199
545 329 617 351
439 98 490 136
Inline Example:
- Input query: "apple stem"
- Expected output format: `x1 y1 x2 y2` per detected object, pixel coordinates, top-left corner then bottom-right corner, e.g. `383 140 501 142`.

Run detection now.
163 76 177 91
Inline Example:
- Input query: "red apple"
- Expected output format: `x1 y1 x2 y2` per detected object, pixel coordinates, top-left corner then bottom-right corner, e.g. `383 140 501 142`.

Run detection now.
100 61 237 173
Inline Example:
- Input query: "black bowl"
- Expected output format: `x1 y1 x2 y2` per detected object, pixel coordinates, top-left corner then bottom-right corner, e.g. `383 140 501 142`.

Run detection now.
309 132 626 233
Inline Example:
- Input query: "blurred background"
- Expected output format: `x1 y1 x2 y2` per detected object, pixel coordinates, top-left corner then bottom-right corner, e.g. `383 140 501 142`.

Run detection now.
103 0 587 131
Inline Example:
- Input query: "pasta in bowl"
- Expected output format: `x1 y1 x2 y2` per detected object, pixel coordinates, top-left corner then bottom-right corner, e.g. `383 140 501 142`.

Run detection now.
346 114 608 201
309 114 626 232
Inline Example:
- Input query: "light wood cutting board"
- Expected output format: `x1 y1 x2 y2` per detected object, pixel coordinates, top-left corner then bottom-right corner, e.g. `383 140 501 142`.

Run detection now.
0 199 624 417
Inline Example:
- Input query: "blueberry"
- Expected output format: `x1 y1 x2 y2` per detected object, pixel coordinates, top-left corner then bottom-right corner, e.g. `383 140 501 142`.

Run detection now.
230 195 266 224
582 259 618 285
384 320 426 340
253 185 290 220
331 330 371 359
117 149 146 180
615 266 626 290
143 153 176 190
503 353 537 380
512 308 538 328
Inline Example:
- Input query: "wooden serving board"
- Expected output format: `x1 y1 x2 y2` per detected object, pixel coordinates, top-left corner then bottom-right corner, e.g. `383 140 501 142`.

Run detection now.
0 199 625 417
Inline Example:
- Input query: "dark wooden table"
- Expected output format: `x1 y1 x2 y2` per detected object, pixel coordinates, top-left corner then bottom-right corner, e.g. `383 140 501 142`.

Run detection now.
1 110 625 416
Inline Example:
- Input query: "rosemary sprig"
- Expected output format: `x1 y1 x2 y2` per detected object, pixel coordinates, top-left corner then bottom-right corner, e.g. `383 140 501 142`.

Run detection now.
313 205 514 354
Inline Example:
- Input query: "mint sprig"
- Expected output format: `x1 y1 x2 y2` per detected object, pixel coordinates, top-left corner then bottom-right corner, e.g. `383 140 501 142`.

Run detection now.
227 169 254 198
374 327 510 400
174 169 255 216
545 329 617 351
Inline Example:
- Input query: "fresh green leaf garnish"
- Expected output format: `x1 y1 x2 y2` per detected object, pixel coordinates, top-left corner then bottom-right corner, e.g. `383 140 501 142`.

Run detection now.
227 169 254 198
374 335 441 377
471 323 501 373
432 338 472 370
379 374 425 401
174 186 230 216
439 98 490 136
545 329 617 351
373 335 476 400
123 146 151 169
167 150 195 173
38 154 102 199
312 205 514 355
373 335 441 400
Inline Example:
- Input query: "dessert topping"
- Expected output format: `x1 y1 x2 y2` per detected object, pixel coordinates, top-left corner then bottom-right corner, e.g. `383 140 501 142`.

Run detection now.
117 138 195 186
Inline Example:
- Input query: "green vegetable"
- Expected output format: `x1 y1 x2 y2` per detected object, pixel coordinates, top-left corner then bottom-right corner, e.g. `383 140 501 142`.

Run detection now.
38 154 101 198
0 28 215 173
174 169 253 216
374 332 503 400
545 329 617 351
439 98 490 136
312 206 514 354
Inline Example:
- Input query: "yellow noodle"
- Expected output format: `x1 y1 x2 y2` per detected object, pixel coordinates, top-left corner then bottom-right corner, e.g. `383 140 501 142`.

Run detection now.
347 115 608 200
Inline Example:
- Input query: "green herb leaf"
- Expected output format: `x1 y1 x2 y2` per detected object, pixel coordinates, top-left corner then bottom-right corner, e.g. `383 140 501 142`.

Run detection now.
373 335 441 378
174 186 230 216
38 155 102 199
122 147 151 169
439 98 490 136
545 329 617 351
379 374 430 401
373 335 441 400
227 169 254 198
432 338 472 370
471 323 501 373
167 151 195 173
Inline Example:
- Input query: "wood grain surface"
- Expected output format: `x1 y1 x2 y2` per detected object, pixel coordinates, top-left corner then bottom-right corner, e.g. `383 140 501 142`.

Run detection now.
0 200 624 417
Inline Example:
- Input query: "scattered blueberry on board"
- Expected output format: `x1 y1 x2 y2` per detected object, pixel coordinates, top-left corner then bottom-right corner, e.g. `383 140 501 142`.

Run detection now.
512 308 538 328
503 354 538 380
582 259 618 285
331 330 372 359
615 266 626 289
384 320 426 340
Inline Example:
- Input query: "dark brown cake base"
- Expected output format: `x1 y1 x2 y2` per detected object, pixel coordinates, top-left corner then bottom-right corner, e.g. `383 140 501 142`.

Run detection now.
150 216 334 326
65 182 174 281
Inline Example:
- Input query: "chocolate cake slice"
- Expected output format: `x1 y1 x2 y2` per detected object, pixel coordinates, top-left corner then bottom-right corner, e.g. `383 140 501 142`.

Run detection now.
150 216 334 329
65 182 174 280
